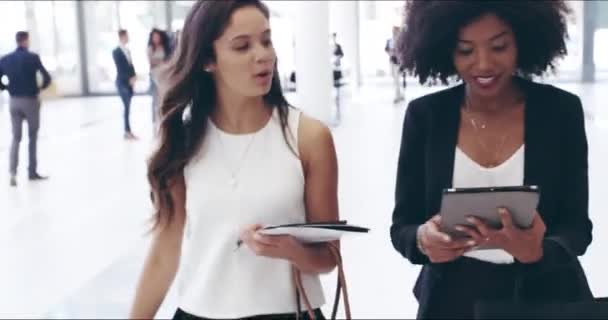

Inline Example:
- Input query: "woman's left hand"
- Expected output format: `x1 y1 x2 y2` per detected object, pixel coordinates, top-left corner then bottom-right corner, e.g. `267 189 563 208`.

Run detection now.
456 208 547 263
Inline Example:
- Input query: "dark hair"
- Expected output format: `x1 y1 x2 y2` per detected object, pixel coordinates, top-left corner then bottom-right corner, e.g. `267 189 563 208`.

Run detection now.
118 29 128 38
148 28 172 58
16 31 29 44
397 0 572 85
148 0 293 229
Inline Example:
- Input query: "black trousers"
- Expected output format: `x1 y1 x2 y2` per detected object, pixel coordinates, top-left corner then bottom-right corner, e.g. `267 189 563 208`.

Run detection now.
422 257 519 319
173 308 325 320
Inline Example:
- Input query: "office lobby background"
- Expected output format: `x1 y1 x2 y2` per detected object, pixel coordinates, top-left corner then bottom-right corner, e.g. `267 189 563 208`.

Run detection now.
1 1 607 318
1 1 607 98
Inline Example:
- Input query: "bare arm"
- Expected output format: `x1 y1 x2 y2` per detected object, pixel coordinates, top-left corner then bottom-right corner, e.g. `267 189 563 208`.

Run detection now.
290 114 340 274
237 114 340 274
129 175 186 319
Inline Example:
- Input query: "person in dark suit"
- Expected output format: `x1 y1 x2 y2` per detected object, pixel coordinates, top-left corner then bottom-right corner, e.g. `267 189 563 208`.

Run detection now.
331 32 344 88
112 29 137 140
390 1 594 319
0 31 51 187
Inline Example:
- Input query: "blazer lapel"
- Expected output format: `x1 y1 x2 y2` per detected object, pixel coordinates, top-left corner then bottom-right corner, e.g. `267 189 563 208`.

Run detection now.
521 79 543 188
428 85 463 214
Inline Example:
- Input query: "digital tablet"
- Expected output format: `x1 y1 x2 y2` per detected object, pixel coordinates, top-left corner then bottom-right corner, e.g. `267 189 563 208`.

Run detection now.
439 185 540 238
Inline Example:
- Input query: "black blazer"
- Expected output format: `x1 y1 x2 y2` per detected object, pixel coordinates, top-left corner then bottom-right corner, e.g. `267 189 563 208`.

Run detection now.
112 47 135 85
390 78 594 317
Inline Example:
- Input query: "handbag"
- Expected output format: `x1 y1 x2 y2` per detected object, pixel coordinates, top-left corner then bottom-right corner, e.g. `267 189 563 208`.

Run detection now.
292 242 351 320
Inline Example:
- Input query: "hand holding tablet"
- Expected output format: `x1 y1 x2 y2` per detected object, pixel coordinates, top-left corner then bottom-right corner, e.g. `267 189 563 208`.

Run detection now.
437 186 546 262
439 185 540 238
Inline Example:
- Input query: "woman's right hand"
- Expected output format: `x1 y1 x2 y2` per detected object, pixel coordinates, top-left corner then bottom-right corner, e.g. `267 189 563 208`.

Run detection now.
419 215 477 263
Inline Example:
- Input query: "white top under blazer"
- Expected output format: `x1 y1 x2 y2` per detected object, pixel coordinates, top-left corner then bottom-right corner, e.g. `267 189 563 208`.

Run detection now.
452 145 525 264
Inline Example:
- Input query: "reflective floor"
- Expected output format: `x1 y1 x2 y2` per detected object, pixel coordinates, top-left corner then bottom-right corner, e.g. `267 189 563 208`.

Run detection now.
1 79 607 318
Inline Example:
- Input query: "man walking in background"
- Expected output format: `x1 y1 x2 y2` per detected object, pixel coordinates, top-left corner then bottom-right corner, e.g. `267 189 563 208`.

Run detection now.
331 32 344 88
112 29 138 140
0 31 51 187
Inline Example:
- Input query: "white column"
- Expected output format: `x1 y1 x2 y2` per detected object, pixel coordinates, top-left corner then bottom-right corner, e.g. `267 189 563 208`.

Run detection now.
360 0 376 20
293 1 333 124
24 2 40 52
330 0 361 89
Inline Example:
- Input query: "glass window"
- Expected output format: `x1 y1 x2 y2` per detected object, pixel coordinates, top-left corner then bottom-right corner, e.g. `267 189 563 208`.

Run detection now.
264 1 295 85
0 1 81 96
84 1 168 94
594 28 608 80
83 0 120 94
595 1 608 80
118 0 168 94
171 1 196 31
544 0 584 82
359 1 404 78
28 1 82 95
0 1 26 55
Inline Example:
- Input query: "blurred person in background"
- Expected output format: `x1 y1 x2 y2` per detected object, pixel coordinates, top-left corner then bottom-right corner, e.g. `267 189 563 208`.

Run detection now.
147 28 172 126
0 31 51 187
385 26 405 104
331 32 344 88
112 29 138 140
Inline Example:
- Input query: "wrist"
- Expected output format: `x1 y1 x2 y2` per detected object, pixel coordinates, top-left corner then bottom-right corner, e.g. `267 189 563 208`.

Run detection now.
416 225 427 256
289 242 334 274
531 244 544 262
287 241 307 265
517 242 544 264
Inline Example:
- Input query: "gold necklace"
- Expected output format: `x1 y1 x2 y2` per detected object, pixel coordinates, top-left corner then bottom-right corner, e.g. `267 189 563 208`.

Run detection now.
214 126 258 188
463 96 510 168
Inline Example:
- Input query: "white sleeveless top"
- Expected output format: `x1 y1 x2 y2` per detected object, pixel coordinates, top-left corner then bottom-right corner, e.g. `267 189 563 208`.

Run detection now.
178 108 325 318
452 145 525 264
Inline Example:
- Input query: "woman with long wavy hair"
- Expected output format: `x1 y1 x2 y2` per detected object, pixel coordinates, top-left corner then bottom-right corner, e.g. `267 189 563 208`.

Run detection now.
129 1 340 319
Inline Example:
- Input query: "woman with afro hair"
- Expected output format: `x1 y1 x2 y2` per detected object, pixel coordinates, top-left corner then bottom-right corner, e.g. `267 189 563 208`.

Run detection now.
390 1 594 318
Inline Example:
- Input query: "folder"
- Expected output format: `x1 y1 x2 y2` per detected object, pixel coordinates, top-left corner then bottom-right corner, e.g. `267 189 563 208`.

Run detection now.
258 221 369 243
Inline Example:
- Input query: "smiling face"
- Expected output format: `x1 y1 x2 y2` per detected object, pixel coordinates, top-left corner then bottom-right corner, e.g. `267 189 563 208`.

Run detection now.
206 5 276 98
453 13 518 99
